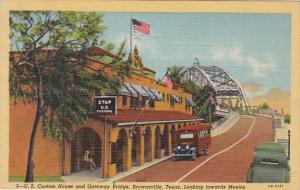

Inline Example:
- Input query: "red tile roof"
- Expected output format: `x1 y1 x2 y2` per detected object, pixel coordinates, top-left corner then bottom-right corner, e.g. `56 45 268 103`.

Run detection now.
88 46 121 59
91 109 196 125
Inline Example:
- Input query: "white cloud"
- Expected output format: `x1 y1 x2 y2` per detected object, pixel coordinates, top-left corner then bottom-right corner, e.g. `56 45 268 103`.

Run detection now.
211 47 243 63
112 33 129 45
228 47 242 63
211 48 226 61
209 46 278 78
112 33 160 57
246 55 277 77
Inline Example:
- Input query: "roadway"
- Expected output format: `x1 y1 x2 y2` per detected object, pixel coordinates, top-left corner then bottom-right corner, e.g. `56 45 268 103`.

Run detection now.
119 115 273 182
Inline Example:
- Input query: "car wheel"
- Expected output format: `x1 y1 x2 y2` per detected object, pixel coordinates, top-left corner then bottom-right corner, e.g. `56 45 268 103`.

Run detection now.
192 154 196 161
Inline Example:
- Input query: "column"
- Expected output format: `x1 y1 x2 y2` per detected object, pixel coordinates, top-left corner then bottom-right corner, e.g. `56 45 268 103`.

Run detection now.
167 129 172 155
149 131 155 161
123 136 132 171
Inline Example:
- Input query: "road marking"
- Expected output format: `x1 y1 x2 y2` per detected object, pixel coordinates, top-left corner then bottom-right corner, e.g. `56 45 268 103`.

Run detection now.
176 115 256 182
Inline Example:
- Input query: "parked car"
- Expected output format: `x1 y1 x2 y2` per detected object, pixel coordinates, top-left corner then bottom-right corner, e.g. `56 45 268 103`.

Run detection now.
247 142 290 183
173 124 211 161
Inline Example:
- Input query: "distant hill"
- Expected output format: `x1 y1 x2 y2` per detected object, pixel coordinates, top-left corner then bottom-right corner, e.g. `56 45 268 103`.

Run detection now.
247 88 290 114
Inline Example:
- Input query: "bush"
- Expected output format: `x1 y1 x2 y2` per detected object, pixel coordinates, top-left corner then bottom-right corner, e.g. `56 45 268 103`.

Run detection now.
284 114 290 124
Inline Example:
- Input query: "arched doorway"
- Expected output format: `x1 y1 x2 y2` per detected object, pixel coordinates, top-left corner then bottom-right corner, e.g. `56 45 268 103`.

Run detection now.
111 129 128 173
144 127 152 162
171 125 177 150
71 128 101 173
154 126 161 159
162 125 169 156
131 128 141 166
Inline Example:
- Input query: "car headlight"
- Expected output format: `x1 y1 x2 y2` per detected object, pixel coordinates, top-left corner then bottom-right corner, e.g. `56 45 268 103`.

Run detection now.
186 145 189 149
177 146 181 150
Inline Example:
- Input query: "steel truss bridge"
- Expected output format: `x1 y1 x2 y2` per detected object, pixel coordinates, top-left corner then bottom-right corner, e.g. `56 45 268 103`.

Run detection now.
182 61 250 115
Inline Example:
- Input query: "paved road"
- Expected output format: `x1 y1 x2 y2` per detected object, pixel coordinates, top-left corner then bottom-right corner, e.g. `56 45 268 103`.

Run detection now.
120 115 273 182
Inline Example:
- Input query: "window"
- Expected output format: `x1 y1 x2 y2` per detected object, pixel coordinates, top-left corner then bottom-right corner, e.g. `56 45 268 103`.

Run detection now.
149 99 155 108
130 97 139 107
141 96 147 107
122 96 127 106
198 130 209 138
170 96 175 107
162 93 165 101
167 94 169 102
186 104 191 111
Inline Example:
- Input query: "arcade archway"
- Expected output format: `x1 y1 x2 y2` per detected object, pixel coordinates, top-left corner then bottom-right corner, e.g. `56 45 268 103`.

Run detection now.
161 125 169 156
171 125 176 150
111 129 128 173
154 126 161 159
144 127 152 162
131 128 142 166
71 128 101 173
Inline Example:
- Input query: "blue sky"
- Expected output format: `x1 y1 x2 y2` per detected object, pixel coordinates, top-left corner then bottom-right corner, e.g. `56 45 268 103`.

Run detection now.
102 13 291 95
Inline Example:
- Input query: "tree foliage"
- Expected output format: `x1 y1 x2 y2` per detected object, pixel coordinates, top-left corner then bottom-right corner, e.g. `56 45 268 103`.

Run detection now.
260 103 270 110
183 82 215 119
167 65 185 84
10 11 130 182
10 11 130 139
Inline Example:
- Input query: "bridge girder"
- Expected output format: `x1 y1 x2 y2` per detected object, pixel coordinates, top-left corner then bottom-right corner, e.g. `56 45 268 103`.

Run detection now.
182 63 250 113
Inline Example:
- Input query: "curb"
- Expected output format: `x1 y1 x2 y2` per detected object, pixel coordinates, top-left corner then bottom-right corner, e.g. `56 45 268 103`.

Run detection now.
99 155 173 183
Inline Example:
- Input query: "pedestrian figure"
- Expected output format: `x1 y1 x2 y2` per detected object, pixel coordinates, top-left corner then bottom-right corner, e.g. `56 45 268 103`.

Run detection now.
83 150 96 171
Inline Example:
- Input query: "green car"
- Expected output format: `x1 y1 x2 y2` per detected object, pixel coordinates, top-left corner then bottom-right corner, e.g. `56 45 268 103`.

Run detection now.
247 142 290 183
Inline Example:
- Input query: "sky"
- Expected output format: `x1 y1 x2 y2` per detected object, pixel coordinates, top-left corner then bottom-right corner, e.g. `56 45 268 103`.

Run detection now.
102 13 291 96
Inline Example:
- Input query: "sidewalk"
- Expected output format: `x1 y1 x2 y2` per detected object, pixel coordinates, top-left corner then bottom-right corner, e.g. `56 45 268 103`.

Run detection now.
62 168 102 182
62 155 172 182
102 155 172 182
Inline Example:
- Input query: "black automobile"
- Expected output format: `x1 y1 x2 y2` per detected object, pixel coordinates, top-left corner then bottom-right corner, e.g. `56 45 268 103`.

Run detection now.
173 143 198 161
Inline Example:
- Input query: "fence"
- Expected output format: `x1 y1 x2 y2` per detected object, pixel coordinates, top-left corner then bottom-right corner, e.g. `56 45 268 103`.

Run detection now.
211 112 240 137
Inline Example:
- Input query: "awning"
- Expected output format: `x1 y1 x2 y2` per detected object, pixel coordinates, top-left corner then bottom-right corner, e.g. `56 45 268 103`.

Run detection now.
124 82 138 97
149 88 163 101
130 83 149 97
186 97 196 107
142 87 163 101
142 87 156 100
171 94 180 103
119 84 131 96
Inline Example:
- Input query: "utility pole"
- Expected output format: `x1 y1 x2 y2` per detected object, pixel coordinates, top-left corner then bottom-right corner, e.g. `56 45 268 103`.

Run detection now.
208 102 212 125
130 16 133 54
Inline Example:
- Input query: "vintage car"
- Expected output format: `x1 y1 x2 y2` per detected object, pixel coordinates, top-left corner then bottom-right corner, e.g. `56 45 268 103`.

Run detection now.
247 142 290 183
173 124 211 161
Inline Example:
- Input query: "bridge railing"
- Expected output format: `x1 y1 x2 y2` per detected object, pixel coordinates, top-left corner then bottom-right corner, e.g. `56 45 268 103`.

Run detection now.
211 111 240 137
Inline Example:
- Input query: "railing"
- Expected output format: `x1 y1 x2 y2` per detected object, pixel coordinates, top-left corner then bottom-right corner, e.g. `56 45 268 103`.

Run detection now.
211 112 240 137
215 108 231 116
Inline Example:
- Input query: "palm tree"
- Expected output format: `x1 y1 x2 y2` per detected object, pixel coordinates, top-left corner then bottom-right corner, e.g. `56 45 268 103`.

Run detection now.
167 65 185 84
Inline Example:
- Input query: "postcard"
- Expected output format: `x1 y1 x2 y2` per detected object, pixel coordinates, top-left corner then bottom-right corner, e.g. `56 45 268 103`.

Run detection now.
0 1 299 190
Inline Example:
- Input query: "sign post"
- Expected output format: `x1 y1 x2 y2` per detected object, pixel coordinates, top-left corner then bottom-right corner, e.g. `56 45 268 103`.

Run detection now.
94 96 117 178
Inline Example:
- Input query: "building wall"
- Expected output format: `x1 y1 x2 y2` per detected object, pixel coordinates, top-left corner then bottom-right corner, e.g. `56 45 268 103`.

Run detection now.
10 100 196 178
117 73 192 114
9 101 63 176
9 49 194 178
9 101 110 177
